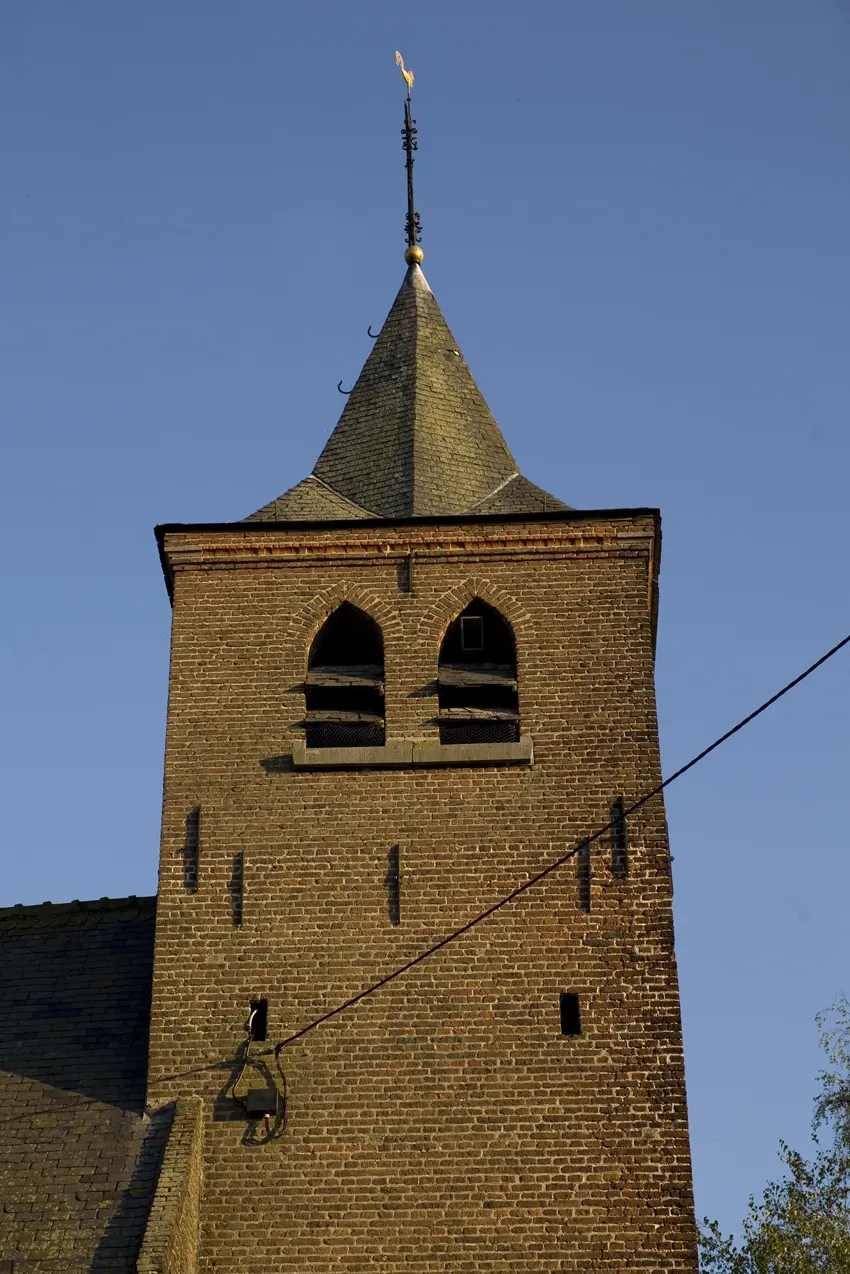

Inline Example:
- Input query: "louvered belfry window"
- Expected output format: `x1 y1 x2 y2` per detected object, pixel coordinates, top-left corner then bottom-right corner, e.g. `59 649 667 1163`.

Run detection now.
304 604 385 748
437 601 519 745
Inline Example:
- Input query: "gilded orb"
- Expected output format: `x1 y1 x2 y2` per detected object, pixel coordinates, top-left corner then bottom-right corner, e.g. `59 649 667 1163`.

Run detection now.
404 245 424 266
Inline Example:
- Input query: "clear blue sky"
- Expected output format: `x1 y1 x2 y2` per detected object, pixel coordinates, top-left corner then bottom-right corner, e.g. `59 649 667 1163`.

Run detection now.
1 0 848 1243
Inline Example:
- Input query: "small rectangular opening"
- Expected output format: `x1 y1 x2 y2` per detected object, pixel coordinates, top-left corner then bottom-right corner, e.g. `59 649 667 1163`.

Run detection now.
460 615 484 652
611 795 628 878
385 845 400 926
182 806 200 893
229 852 244 927
559 993 582 1036
577 842 591 912
396 555 412 594
249 999 268 1042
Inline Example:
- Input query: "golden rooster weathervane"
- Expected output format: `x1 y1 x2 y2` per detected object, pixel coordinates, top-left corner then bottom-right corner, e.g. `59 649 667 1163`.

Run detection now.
395 50 414 98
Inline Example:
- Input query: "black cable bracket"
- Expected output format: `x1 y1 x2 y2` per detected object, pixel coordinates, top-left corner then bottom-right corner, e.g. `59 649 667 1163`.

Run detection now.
230 1007 288 1142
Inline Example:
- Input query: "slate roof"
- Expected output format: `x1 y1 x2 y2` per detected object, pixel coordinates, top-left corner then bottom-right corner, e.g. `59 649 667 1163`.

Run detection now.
0 896 162 1273
244 263 569 522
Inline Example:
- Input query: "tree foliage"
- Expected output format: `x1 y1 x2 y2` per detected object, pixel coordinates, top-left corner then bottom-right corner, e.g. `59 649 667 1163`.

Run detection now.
699 996 850 1274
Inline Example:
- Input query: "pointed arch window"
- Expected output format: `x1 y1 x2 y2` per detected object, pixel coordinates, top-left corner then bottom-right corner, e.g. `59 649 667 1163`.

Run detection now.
437 600 519 745
304 603 385 749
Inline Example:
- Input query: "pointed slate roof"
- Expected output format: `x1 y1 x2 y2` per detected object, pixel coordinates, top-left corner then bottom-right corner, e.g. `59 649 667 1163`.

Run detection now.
244 263 568 522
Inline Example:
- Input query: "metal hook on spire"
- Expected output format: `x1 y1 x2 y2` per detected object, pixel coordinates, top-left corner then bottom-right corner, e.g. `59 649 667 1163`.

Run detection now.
367 326 379 339
337 380 352 395
396 51 423 264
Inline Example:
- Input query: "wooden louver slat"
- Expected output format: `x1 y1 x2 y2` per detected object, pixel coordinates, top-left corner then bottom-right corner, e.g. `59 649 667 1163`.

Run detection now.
437 706 520 722
303 709 385 725
437 662 517 689
305 664 384 689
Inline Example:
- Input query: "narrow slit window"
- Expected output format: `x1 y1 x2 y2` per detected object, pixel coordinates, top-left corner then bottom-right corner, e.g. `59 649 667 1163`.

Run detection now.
183 806 200 893
577 842 591 912
559 993 582 1036
611 796 628 878
229 852 244 927
304 603 385 749
397 555 412 594
437 600 519 746
385 846 400 926
249 999 268 1041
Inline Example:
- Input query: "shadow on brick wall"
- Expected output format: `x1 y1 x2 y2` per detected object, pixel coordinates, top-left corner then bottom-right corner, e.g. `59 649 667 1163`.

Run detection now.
90 1103 175 1273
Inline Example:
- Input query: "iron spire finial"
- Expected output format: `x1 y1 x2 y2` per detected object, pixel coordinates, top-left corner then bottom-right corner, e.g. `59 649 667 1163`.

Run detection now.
396 51 423 265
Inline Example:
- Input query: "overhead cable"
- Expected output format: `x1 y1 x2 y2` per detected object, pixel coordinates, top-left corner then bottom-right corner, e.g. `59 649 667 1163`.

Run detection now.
265 628 850 1060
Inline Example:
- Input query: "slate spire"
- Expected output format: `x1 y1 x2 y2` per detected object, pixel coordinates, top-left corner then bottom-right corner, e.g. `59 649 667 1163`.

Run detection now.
244 61 567 524
312 263 519 517
245 261 567 523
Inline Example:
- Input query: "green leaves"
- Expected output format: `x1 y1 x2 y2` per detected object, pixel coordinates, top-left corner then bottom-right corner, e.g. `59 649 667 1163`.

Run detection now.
699 998 850 1274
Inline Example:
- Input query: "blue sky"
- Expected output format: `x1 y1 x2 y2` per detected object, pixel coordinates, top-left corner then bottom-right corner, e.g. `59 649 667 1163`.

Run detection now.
1 0 848 1242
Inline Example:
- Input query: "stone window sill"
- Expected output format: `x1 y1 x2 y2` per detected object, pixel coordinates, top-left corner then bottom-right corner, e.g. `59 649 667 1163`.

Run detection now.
291 736 533 770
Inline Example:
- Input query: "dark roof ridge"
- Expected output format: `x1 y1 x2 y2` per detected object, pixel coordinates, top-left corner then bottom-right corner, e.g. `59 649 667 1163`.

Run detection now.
0 894 156 921
159 506 655 537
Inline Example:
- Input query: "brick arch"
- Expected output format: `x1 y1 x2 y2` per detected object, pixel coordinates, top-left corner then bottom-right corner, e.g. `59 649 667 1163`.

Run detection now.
417 578 534 655
287 585 402 670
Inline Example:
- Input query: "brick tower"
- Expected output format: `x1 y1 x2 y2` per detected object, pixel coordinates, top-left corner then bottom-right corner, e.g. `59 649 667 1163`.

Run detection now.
147 234 699 1269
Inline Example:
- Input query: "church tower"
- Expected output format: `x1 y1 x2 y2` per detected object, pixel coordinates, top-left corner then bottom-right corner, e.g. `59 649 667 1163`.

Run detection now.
147 74 698 1273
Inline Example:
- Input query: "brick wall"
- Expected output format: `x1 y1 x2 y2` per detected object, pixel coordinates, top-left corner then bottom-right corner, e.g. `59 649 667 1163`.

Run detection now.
148 512 698 1272
138 1097 204 1274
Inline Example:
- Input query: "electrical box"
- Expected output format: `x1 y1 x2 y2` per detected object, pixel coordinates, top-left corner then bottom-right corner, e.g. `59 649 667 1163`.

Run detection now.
244 1087 279 1117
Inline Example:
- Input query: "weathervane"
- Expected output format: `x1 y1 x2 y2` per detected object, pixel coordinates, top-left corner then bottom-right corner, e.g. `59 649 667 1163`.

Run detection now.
396 52 423 265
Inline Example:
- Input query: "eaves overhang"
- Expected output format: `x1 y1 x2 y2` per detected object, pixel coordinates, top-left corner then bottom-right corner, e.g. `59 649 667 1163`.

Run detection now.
154 506 662 608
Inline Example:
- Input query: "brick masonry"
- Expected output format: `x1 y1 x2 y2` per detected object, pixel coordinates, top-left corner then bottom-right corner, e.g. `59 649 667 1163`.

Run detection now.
138 1097 204 1274
147 509 699 1272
